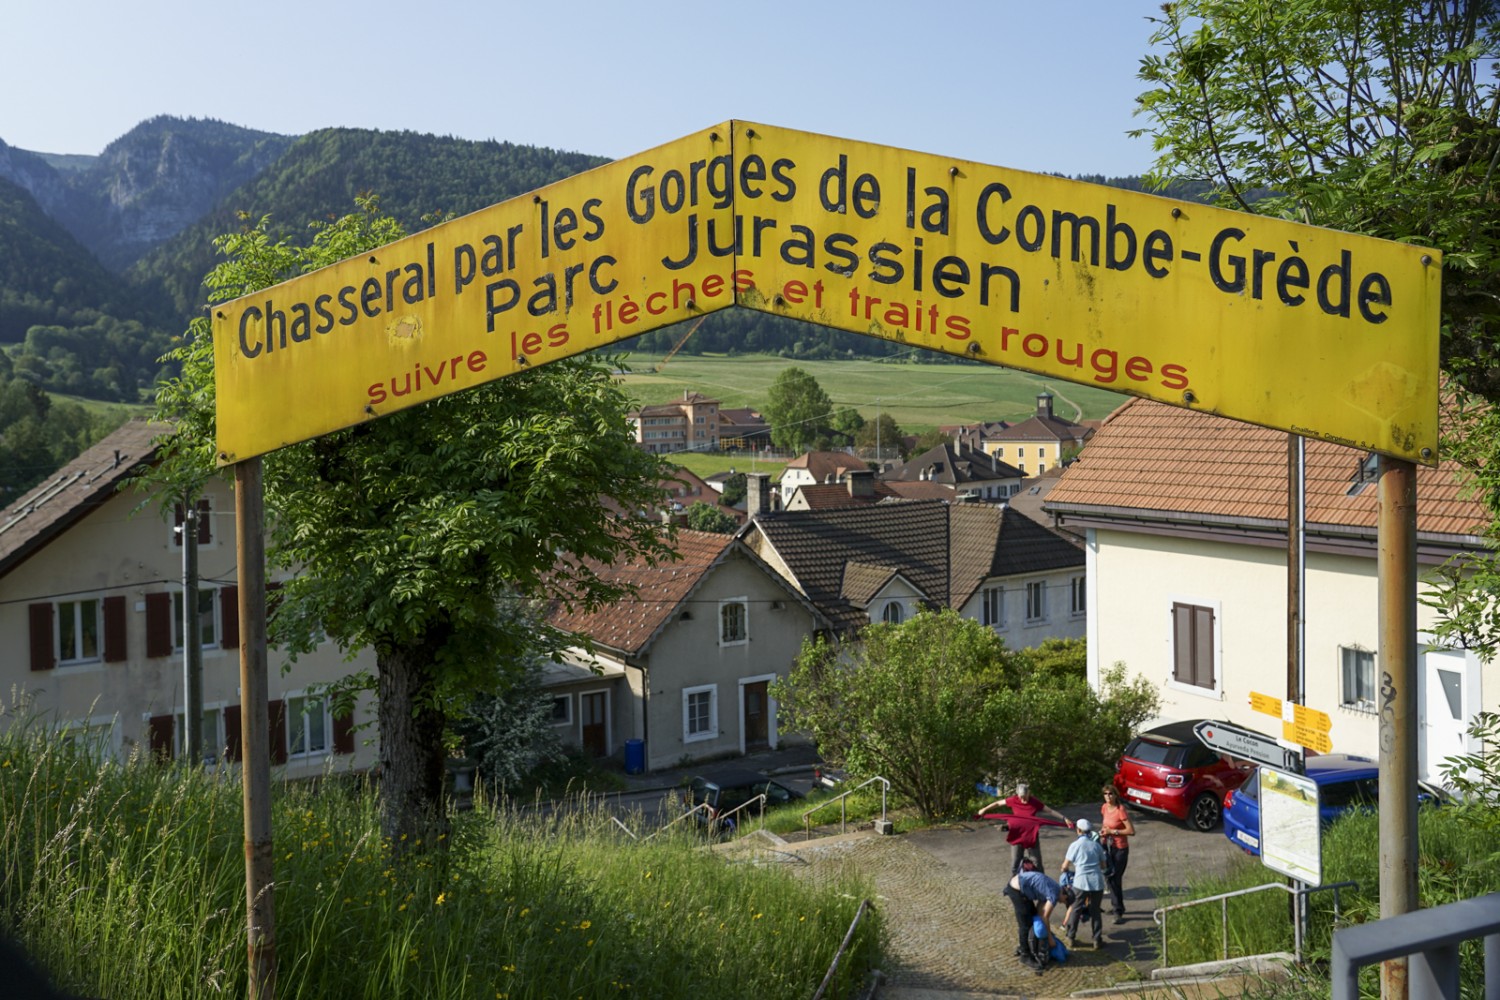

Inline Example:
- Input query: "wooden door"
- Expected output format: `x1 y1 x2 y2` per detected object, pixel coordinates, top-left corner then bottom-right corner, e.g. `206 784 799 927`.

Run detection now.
581 692 608 758
743 681 769 750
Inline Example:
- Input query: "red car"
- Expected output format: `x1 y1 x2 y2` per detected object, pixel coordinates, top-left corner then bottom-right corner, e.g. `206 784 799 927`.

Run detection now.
1112 719 1258 831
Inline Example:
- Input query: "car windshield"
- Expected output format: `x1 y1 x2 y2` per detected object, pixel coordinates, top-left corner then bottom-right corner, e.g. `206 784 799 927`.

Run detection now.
1238 770 1260 803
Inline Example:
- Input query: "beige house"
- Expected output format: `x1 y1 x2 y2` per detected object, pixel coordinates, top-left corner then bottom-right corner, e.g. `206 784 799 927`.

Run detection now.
628 391 721 454
1 420 378 775
1045 398 1492 786
544 529 824 772
977 393 1096 475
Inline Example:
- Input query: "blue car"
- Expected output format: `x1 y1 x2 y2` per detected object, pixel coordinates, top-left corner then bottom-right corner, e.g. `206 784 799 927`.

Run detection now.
1222 753 1446 855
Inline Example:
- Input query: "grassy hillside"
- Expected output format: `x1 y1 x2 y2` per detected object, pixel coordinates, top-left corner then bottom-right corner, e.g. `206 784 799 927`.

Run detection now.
608 352 1129 433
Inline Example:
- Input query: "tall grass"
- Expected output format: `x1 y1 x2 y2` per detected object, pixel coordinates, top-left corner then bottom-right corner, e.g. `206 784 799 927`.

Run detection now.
1158 806 1500 998
0 725 882 999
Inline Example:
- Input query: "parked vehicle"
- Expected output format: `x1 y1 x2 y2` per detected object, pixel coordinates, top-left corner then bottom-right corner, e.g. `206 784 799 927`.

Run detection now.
1112 719 1259 832
1222 753 1447 855
684 768 802 833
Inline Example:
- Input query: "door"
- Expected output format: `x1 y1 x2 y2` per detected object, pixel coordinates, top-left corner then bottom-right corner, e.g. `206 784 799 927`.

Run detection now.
743 681 769 750
580 691 608 759
1419 648 1471 786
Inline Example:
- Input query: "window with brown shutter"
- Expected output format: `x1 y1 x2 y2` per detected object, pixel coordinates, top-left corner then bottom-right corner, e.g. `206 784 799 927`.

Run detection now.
223 705 243 762
148 714 175 762
220 586 239 649
268 699 287 765
102 596 127 662
1171 602 1216 690
29 604 55 672
333 709 355 755
144 592 173 658
172 498 212 546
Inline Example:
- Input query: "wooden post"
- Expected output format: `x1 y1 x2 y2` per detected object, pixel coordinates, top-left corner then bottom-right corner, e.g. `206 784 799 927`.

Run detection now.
1377 456 1418 1000
235 457 276 999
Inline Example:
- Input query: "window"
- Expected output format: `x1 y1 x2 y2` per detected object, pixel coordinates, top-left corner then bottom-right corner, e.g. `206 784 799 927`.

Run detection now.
1018 447 1026 457
1340 646 1376 712
550 695 572 726
172 497 213 547
1171 602 1217 691
173 587 219 650
58 598 102 664
719 599 748 645
882 601 904 624
1070 576 1086 616
174 706 227 760
287 694 331 757
684 685 717 742
59 719 116 760
1025 581 1046 622
982 587 1004 627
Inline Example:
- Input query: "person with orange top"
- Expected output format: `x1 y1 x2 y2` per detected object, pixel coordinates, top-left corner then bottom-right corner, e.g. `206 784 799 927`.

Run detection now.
1099 784 1136 921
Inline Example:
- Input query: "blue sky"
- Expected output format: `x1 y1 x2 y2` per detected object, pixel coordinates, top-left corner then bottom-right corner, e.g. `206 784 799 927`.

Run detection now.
7 1 1167 178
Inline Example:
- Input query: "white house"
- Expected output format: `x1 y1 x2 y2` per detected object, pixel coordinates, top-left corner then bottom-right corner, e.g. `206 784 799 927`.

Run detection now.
1044 398 1492 786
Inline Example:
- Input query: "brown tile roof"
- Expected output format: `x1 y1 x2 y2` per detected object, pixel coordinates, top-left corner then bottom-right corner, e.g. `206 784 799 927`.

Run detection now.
1045 398 1487 542
782 451 867 481
0 419 166 579
884 481 959 501
746 499 1083 634
792 481 901 509
889 441 1024 485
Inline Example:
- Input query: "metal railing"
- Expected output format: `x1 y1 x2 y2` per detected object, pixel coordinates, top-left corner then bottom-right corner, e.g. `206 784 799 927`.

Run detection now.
801 777 889 840
811 898 874 1000
1154 879 1358 971
1332 891 1500 1000
612 794 772 842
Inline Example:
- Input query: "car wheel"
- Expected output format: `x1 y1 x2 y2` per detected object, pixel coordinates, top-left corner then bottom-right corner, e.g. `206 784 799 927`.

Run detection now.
1189 792 1222 831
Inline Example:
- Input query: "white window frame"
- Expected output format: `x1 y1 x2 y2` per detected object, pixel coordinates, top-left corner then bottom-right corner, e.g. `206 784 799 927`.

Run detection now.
1025 581 1046 623
981 586 1004 628
55 596 104 666
1167 597 1223 698
174 702 228 761
286 691 332 759
1070 575 1086 617
683 684 717 743
719 597 749 646
1339 645 1377 713
550 693 573 727
172 586 221 651
58 714 119 760
882 600 904 624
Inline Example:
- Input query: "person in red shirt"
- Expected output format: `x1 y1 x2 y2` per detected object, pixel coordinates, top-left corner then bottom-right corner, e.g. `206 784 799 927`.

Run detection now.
982 780 1074 874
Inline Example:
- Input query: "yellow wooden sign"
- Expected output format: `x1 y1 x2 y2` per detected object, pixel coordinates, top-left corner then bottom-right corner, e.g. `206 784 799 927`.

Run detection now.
212 128 736 463
214 121 1441 465
1284 720 1334 754
1250 691 1333 733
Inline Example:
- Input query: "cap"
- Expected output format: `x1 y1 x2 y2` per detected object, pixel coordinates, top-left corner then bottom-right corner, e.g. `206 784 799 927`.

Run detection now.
1075 818 1092 833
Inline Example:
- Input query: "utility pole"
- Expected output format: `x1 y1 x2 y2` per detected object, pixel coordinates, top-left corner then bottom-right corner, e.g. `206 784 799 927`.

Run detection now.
183 502 203 765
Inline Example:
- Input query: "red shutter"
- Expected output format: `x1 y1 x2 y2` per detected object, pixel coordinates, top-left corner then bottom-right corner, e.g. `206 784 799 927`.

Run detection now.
220 586 240 650
29 604 55 671
145 592 172 658
173 502 185 547
223 705 243 762
196 498 212 545
268 699 287 764
102 596 127 663
333 709 355 755
148 714 175 762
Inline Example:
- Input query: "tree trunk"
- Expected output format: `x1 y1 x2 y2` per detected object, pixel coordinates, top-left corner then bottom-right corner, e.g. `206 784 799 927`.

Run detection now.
377 642 450 855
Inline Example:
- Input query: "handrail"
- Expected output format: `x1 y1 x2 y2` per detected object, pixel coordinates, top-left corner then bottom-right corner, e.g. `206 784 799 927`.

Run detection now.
811 898 873 1000
641 800 717 841
1331 891 1500 1000
801 776 889 840
1153 879 1358 970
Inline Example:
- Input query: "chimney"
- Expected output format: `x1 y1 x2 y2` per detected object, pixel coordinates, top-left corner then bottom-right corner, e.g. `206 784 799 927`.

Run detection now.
1037 392 1054 419
746 472 772 516
845 469 875 498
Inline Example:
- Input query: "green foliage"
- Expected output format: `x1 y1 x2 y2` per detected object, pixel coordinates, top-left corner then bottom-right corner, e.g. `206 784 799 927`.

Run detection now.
0 724 881 999
853 412 908 460
773 609 1012 820
988 660 1160 805
763 366 839 453
684 500 737 533
0 379 122 499
150 196 677 847
719 471 747 506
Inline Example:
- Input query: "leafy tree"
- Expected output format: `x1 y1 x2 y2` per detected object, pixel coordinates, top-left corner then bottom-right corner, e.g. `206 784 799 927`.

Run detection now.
684 501 737 534
151 198 675 851
910 428 951 455
853 413 908 461
1134 1 1500 656
719 472 747 507
772 609 1011 820
829 406 866 447
763 367 836 453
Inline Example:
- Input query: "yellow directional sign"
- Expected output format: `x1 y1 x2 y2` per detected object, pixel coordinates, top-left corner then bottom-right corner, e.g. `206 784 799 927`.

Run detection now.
1250 691 1333 734
214 121 1441 465
1284 721 1334 754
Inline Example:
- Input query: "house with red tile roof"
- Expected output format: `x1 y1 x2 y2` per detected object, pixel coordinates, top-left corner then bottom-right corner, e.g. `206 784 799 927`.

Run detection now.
628 391 721 454
1044 398 1492 786
776 450 869 505
543 529 824 772
976 392 1096 475
0 420 377 774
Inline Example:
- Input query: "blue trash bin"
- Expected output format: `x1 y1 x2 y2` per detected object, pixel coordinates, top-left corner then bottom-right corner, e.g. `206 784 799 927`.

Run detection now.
624 738 645 775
